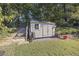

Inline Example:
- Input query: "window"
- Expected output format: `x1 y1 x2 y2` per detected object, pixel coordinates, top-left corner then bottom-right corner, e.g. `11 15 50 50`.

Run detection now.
35 24 39 29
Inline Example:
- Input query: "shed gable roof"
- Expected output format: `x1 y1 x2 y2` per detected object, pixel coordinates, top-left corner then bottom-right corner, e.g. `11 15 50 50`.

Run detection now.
30 19 56 27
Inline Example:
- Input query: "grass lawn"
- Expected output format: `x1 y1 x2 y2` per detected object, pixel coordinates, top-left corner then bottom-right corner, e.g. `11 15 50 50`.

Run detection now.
1 40 79 56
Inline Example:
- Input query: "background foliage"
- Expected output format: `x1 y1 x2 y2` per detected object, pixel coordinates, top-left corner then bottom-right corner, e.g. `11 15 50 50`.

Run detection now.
0 3 79 37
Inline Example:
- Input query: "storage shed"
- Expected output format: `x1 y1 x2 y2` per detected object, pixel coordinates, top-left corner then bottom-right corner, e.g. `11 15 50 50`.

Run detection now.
28 20 56 39
26 11 56 40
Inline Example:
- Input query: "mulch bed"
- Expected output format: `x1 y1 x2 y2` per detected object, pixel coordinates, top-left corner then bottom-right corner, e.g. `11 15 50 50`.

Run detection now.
58 34 74 40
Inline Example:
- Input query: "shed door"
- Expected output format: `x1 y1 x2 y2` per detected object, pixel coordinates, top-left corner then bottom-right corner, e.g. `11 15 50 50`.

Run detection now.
42 24 48 37
47 25 53 37
31 24 42 38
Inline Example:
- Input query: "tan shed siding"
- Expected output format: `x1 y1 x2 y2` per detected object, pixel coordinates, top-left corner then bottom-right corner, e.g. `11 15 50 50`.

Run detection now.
52 28 55 36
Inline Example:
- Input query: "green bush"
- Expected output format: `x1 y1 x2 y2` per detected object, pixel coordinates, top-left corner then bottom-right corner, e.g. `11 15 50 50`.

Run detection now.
56 27 79 35
8 28 17 33
0 27 16 38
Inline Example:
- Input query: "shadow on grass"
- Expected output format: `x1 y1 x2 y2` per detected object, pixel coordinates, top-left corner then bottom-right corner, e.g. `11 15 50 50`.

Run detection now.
0 50 5 56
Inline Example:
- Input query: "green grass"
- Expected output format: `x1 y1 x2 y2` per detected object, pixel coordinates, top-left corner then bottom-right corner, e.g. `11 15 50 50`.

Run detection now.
1 40 79 56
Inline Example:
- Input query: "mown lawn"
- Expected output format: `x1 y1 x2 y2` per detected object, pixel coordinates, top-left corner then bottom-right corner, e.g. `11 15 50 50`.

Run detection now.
1 40 79 56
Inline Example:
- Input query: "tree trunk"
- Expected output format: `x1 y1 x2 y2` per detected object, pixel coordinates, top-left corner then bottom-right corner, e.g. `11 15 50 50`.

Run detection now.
27 10 32 42
27 19 31 42
63 4 67 22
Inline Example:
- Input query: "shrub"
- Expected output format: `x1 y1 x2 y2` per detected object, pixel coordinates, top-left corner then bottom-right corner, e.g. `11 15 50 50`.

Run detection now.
56 27 79 35
0 27 16 38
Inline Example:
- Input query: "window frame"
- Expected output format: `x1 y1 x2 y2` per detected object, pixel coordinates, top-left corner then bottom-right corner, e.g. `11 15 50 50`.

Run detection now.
35 24 39 30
